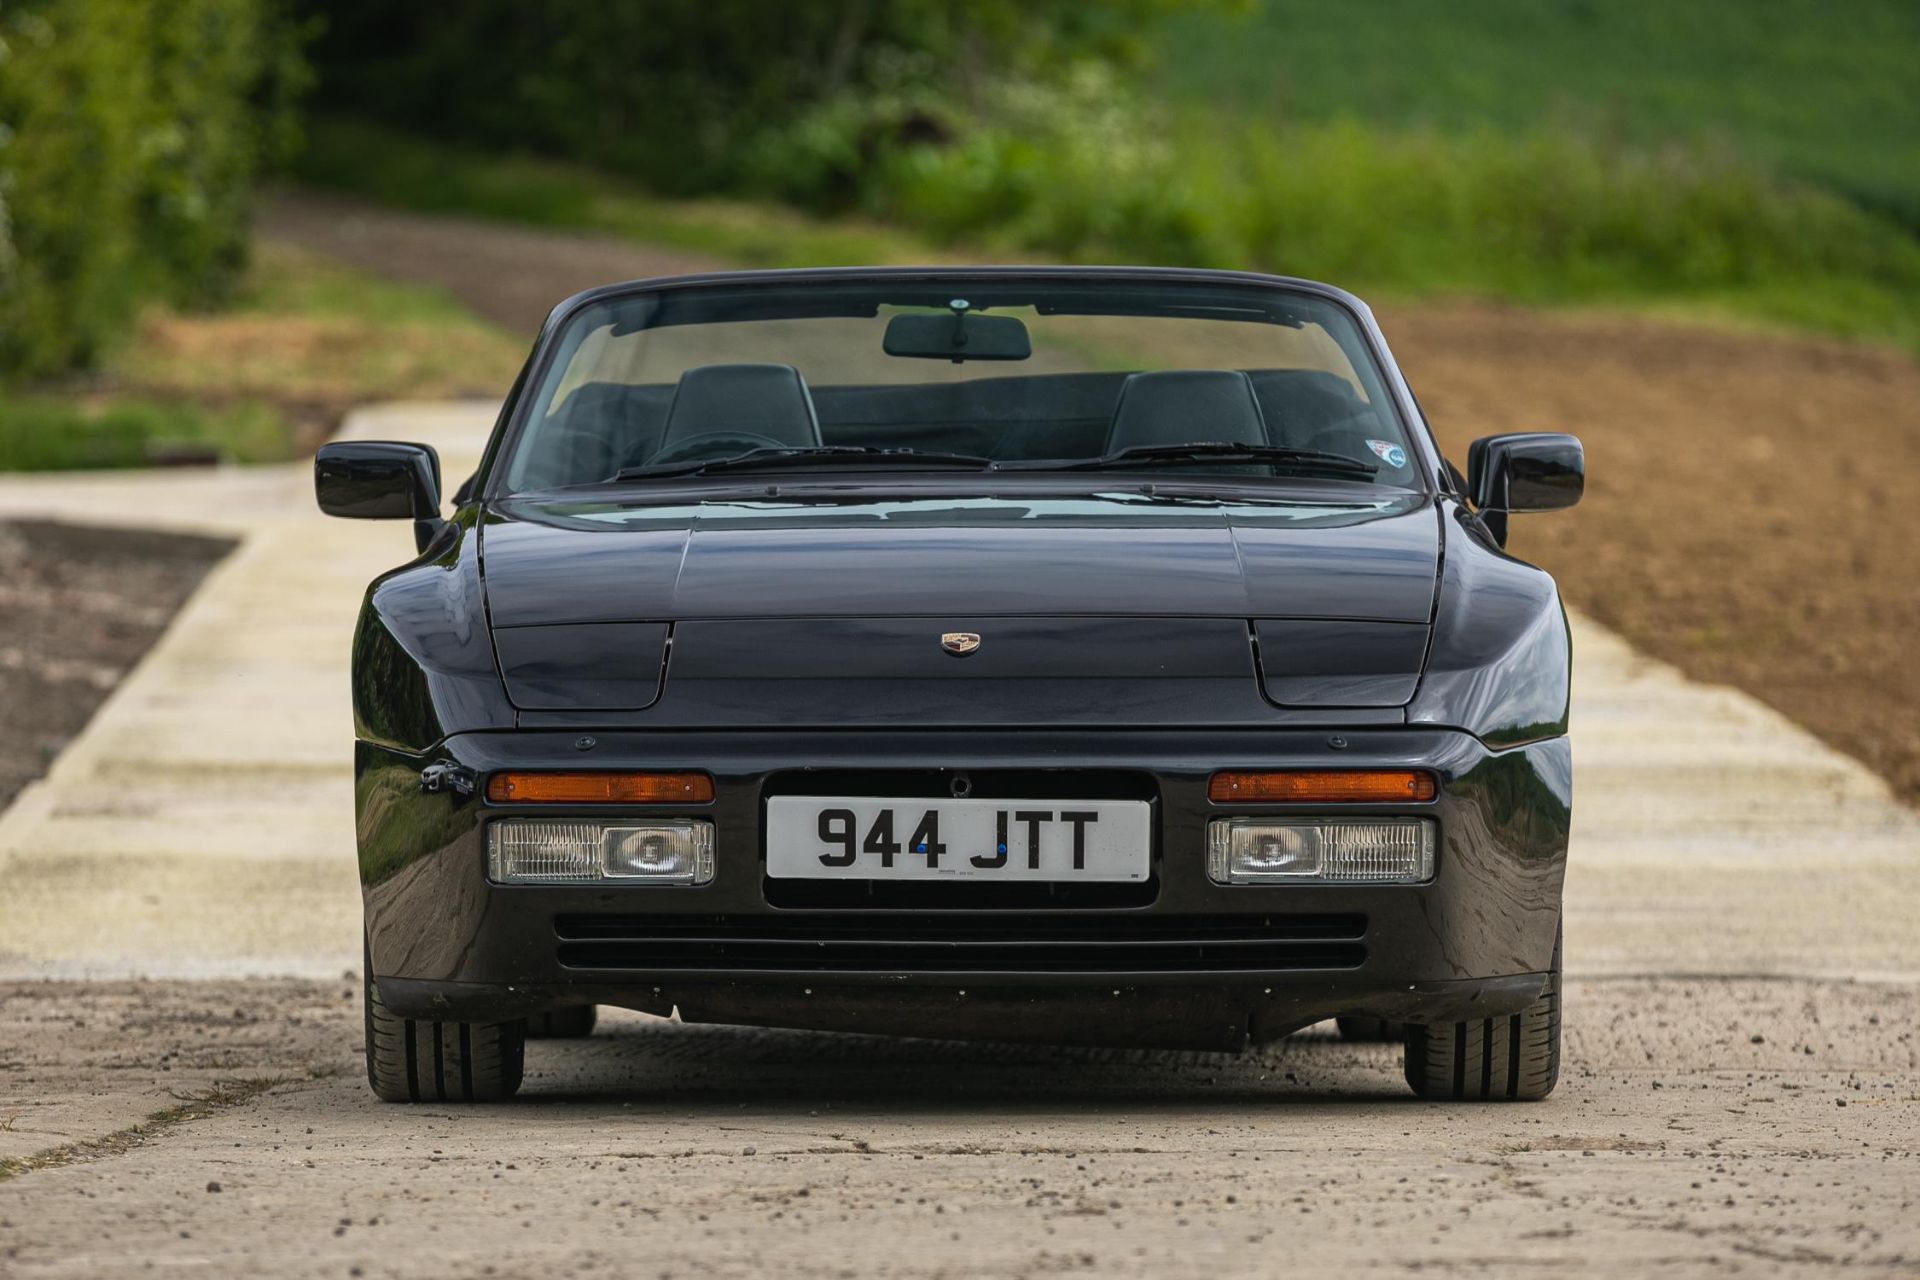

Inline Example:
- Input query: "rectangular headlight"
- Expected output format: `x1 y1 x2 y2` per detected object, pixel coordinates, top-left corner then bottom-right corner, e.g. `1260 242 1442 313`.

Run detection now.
488 819 715 885
1206 817 1434 884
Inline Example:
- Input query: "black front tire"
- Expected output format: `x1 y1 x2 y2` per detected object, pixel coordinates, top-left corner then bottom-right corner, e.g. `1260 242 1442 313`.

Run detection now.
364 956 524 1103
526 1006 598 1039
1403 926 1561 1101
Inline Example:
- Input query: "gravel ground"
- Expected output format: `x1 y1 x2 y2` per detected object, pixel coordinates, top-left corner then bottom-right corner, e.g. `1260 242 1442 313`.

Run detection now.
1 978 1915 1277
0 520 232 809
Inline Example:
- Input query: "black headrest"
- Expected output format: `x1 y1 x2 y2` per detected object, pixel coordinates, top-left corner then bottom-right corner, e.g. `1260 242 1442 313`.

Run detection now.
1106 370 1269 454
660 363 822 450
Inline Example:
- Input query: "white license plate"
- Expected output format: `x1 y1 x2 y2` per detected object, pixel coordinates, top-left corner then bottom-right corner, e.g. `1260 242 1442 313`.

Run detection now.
765 796 1151 881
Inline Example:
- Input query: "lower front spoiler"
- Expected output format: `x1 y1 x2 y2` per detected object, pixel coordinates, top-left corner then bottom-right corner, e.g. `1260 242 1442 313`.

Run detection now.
375 970 1548 1053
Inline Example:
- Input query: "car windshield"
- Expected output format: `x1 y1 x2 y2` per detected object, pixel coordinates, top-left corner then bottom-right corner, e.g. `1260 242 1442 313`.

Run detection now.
499 276 1420 492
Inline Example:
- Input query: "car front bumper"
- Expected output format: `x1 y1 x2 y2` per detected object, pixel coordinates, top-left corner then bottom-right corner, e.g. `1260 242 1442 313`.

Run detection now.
359 727 1569 1051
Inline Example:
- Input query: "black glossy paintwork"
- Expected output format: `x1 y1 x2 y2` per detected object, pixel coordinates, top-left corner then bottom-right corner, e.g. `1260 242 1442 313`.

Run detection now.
315 440 442 520
664 616 1261 726
493 622 668 710
1254 618 1428 707
1469 432 1585 515
1407 503 1572 748
351 514 513 753
359 727 1569 1048
1468 431 1586 547
479 488 1440 627
322 266 1583 1048
683 614 1372 728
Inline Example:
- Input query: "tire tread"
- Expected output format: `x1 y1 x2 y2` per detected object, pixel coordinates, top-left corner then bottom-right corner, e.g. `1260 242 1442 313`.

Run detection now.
363 953 524 1103
1403 926 1561 1102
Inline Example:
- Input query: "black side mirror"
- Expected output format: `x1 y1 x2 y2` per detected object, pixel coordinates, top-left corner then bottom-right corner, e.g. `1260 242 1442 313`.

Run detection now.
315 441 444 550
1466 432 1584 546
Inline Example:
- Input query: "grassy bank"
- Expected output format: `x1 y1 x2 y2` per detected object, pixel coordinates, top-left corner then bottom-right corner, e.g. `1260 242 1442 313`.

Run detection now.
0 0 305 378
1156 0 1920 235
0 243 522 472
295 119 939 270
0 396 287 472
298 116 1920 352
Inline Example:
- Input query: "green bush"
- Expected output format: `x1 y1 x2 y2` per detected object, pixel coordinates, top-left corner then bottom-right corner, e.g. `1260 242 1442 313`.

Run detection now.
1154 0 1920 238
855 91 1920 336
0 0 306 377
297 0 1195 196
0 392 287 471
289 2 1920 347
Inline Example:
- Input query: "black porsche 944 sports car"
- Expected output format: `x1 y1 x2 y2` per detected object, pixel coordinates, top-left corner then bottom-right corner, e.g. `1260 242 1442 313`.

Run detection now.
316 266 1582 1104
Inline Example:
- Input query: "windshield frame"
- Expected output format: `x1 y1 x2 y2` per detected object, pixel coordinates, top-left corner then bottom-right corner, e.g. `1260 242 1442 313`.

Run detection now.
475 266 1438 502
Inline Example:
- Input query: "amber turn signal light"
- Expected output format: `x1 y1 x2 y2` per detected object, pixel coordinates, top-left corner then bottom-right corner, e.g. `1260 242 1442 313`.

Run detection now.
485 771 714 805
1207 769 1437 804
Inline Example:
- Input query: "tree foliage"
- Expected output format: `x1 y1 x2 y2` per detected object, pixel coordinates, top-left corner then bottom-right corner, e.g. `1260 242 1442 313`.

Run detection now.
0 0 307 375
298 0 1194 197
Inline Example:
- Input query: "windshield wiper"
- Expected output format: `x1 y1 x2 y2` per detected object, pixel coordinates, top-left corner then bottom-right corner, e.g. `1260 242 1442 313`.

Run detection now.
999 441 1380 477
616 441 1377 482
617 445 993 480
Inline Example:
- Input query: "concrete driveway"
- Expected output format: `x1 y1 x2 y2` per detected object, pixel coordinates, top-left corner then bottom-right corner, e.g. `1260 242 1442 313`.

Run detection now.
1 403 1915 1276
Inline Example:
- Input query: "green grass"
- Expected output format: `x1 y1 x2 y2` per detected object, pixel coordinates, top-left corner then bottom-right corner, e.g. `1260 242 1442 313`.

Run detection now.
300 5 1920 352
110 241 525 407
0 240 524 473
300 113 1920 353
0 393 288 472
1156 0 1920 234
229 235 492 325
296 118 944 269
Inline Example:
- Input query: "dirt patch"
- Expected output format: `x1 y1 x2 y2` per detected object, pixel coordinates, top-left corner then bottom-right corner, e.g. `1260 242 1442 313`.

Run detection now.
1387 301 1920 801
115 310 511 457
258 190 726 334
0 521 233 809
261 192 1920 802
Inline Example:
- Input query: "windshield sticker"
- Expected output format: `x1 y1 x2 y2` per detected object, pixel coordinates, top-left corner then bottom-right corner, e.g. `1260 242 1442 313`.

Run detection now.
1366 440 1409 468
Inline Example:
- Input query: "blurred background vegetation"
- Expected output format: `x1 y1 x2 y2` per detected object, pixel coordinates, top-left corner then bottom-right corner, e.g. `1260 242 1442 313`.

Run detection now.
0 0 306 376
4 0 1920 467
289 0 1920 342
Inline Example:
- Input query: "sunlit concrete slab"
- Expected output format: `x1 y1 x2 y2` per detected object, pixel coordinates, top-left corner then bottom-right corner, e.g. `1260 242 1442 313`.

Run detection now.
0 403 496 978
1565 619 1920 980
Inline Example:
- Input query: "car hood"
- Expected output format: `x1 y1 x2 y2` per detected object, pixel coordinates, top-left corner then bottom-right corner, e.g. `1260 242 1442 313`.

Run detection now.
480 490 1441 626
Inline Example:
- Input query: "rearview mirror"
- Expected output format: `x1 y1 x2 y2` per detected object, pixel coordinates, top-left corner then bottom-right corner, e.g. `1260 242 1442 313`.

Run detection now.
883 311 1031 362
1466 432 1583 546
315 441 444 549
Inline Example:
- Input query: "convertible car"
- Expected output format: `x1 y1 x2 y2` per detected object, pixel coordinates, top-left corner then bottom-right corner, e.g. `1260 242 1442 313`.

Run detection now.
316 266 1581 1103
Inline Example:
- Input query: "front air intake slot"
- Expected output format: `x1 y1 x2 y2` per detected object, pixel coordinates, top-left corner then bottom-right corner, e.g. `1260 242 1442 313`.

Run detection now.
553 913 1366 974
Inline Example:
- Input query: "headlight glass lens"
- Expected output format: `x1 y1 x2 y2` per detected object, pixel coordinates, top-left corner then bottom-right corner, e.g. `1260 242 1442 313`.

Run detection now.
1207 818 1434 884
489 819 715 885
